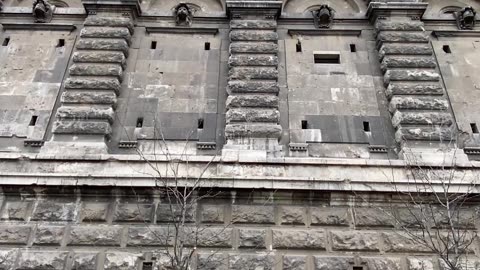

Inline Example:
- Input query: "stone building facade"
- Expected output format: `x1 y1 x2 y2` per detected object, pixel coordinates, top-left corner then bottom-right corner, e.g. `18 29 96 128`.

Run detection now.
0 0 479 269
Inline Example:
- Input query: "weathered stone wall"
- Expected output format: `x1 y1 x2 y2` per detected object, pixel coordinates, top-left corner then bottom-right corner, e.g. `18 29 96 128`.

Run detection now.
0 187 477 270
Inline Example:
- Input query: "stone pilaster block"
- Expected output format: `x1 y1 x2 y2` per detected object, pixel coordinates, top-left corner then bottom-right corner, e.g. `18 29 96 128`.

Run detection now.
379 44 433 59
230 20 277 29
64 77 121 94
84 17 135 33
80 28 132 43
381 56 436 70
395 126 454 142
230 42 278 54
76 39 129 56
226 95 279 108
230 30 278 41
227 81 279 94
384 70 440 84
392 111 453 127
69 64 123 79
389 96 448 112
375 20 424 32
226 108 280 123
61 91 117 106
229 55 278 67
56 106 115 123
225 123 282 138
377 32 429 44
229 67 278 80
386 83 443 98
53 120 112 135
72 51 126 66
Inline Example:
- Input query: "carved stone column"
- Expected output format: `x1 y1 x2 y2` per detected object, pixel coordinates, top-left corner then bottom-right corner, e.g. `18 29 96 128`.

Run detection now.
224 1 283 158
368 2 462 159
45 1 140 154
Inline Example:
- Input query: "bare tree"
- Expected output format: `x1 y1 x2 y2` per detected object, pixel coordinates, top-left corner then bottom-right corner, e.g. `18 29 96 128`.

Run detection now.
355 143 479 270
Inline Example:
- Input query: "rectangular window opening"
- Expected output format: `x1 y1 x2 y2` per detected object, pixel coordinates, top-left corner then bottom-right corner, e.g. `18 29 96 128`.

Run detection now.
296 41 302 52
363 121 371 132
2 38 10 47
353 267 364 270
314 53 340 64
151 41 157 50
142 262 153 270
301 120 308 129
29 116 38 126
136 117 144 128
443 45 451 53
204 42 210 50
57 39 65 47
350 44 357 52
471 123 479 134
198 118 204 129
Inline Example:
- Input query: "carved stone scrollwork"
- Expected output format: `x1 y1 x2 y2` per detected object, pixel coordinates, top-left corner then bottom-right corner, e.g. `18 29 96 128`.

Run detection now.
455 6 476 30
32 0 53 23
313 5 334 28
175 3 194 26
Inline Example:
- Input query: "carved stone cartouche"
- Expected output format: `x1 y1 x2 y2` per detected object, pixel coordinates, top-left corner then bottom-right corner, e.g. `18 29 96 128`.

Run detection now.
32 0 53 23
175 3 193 26
455 6 476 30
313 4 334 28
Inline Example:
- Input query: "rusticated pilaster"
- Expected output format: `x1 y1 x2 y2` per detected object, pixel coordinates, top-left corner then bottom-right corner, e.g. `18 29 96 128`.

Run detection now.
53 16 133 137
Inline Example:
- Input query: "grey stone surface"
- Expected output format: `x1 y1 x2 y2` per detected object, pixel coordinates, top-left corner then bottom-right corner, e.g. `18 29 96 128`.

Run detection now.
53 120 112 135
229 67 278 80
379 44 433 58
195 227 232 247
362 257 401 270
80 202 109 222
0 225 30 244
80 27 131 42
33 226 64 245
395 126 454 141
156 204 196 223
377 32 429 43
230 30 278 41
238 229 266 248
2 201 29 220
381 56 436 70
313 256 353 270
392 111 453 127
226 108 280 123
32 201 76 221
229 55 278 67
230 42 278 54
76 39 129 55
200 205 224 223
229 254 274 270
73 51 126 66
56 106 114 123
113 203 153 222
227 81 279 94
84 17 134 33
197 253 227 270
382 232 431 252
407 257 434 270
272 229 326 249
389 96 449 112
72 253 97 270
354 208 394 227
283 255 306 270
64 77 121 93
230 20 277 29
69 64 123 78
104 253 139 270
127 226 171 246
386 83 443 97
385 70 440 84
61 90 117 105
18 251 68 270
310 207 349 226
226 95 279 108
0 249 18 270
68 226 122 246
225 123 282 138
232 205 274 224
330 231 379 251
375 20 424 31
280 206 306 225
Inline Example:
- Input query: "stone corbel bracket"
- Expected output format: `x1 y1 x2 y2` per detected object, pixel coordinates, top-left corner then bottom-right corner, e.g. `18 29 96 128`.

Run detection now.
226 0 282 19
81 0 142 18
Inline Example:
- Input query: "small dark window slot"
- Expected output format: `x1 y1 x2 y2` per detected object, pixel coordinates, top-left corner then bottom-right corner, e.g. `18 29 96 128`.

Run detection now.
443 45 451 53
29 116 38 126
2 38 10 47
151 41 157 50
198 118 204 129
314 53 340 64
301 120 308 129
136 117 144 128
142 262 153 270
471 123 479 134
353 267 364 270
350 44 357 52
204 42 210 50
363 121 370 132
296 41 302 52
57 39 65 47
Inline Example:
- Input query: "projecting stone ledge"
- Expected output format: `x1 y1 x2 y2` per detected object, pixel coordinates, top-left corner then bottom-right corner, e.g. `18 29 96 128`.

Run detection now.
73 52 126 66
227 81 279 94
84 17 134 34
76 39 129 56
379 44 433 59
230 30 278 41
230 20 277 29
229 55 278 67
381 56 436 71
395 126 454 142
392 111 453 127
65 77 121 94
61 90 117 105
225 123 282 138
226 95 279 108
375 20 424 32
389 96 448 112
229 67 278 80
53 120 112 135
80 28 132 43
69 64 123 79
384 70 440 84
230 42 278 54
226 108 280 123
56 106 115 124
376 32 429 44
386 83 443 97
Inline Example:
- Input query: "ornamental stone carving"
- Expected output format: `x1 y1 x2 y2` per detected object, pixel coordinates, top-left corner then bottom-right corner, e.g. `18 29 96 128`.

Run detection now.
455 6 476 30
32 0 53 23
175 3 194 26
313 5 334 28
